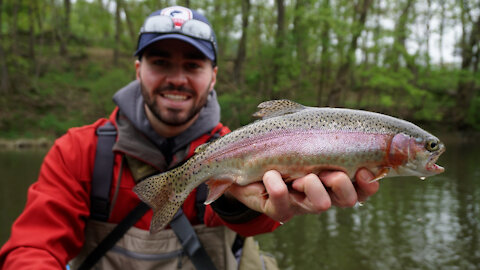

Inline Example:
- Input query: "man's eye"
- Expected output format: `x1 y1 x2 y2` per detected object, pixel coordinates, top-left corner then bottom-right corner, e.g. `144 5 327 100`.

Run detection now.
153 59 169 66
186 62 201 70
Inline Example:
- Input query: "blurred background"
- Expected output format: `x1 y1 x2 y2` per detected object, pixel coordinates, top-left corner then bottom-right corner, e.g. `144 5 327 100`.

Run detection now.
0 0 479 135
0 0 479 269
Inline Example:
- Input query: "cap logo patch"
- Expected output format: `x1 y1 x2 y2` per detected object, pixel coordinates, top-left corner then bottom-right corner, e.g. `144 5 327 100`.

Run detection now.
161 6 193 29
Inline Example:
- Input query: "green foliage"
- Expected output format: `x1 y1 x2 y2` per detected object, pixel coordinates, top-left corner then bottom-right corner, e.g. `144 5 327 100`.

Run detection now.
73 0 115 47
1 0 479 139
81 65 134 115
218 91 258 130
38 112 83 134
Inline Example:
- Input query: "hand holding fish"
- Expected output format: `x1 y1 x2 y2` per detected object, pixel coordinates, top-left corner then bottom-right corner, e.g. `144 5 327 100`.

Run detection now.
225 168 379 223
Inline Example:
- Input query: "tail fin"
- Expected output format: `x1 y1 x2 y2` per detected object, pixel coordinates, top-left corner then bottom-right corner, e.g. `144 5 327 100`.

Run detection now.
133 166 189 233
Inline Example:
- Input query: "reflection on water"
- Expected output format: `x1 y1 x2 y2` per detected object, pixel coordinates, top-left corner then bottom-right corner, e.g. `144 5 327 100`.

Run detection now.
1 133 479 269
0 149 47 244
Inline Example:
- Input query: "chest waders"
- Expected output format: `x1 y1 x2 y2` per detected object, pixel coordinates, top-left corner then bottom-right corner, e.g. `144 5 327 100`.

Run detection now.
77 122 225 270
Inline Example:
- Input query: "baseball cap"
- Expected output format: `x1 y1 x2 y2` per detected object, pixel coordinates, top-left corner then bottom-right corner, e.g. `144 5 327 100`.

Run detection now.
135 6 217 65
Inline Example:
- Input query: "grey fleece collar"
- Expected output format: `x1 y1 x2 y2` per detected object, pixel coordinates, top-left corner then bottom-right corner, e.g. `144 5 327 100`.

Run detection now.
112 80 220 159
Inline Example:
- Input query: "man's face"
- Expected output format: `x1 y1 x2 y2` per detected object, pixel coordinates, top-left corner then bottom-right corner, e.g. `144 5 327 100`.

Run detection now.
136 39 217 127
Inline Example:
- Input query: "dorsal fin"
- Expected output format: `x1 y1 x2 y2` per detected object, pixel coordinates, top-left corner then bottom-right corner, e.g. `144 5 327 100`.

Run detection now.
252 99 307 119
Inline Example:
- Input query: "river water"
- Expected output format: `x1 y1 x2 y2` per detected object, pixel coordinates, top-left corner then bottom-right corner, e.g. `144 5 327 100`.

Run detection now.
0 132 479 269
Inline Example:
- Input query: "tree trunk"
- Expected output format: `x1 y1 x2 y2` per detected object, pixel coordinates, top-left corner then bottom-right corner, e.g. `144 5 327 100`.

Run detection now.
424 0 431 70
10 0 22 56
28 3 36 74
438 0 446 67
34 0 45 77
454 1 480 127
59 0 71 56
0 0 10 93
317 0 331 106
389 0 415 72
114 0 122 65
271 0 285 99
121 0 136 41
233 0 251 88
293 0 309 94
327 0 372 107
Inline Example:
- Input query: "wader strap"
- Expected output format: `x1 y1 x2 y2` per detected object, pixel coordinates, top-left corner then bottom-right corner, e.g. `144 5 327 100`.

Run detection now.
193 131 221 223
170 209 218 270
77 202 150 270
195 183 208 223
90 121 117 221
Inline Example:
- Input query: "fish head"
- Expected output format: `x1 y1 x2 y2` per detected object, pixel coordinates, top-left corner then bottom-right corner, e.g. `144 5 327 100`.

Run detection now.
389 133 446 177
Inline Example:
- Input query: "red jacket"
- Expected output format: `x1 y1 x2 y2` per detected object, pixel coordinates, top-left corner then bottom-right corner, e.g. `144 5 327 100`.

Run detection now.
0 109 280 269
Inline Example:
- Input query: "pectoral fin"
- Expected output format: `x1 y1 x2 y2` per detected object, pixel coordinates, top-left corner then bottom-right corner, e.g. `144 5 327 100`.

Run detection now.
369 168 390 183
204 179 234 205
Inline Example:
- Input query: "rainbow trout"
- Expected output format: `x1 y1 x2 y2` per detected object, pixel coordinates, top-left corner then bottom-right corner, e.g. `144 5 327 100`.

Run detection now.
134 100 445 233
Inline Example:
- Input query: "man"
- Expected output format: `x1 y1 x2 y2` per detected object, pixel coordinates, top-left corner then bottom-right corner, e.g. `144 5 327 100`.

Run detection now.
0 6 378 269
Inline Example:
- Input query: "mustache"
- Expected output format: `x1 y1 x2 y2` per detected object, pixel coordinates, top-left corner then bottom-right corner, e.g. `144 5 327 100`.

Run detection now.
153 85 195 95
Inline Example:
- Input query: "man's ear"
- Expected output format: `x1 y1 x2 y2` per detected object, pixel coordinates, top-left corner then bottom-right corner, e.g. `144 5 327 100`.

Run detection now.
135 60 141 80
209 66 218 91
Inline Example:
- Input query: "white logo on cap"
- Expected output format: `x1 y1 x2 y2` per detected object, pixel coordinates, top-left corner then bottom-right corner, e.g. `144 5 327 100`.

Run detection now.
161 6 193 29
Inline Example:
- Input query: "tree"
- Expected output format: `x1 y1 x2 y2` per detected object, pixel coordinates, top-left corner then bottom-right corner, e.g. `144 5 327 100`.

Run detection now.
233 0 251 88
121 0 136 42
10 0 22 57
0 0 10 93
28 2 36 73
270 0 286 99
327 0 373 106
114 0 121 65
454 0 480 127
317 0 332 106
438 0 447 67
59 0 71 56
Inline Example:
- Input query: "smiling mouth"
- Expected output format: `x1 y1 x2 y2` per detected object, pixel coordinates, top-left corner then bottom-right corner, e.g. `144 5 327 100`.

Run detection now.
161 92 192 101
162 94 188 101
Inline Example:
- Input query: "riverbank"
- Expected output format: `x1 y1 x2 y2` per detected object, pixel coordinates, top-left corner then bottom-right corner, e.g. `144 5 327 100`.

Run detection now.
0 138 52 150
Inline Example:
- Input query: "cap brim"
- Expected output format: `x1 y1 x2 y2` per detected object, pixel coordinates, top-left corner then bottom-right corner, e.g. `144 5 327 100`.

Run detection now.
135 33 215 62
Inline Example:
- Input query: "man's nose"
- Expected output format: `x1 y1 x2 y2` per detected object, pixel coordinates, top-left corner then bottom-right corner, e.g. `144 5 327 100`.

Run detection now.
166 66 188 86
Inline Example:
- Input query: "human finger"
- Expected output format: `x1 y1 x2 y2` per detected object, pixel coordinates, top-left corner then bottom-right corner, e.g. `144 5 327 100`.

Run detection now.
226 181 266 213
290 173 331 213
262 170 292 222
318 171 357 207
354 168 379 202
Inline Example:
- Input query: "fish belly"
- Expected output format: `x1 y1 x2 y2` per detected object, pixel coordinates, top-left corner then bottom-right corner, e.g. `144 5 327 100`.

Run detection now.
201 130 393 185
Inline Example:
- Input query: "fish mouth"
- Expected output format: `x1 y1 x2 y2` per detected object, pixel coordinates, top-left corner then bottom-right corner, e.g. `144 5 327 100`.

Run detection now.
426 144 446 174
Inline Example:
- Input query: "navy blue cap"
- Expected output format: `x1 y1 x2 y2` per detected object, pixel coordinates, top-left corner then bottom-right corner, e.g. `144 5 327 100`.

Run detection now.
135 6 217 64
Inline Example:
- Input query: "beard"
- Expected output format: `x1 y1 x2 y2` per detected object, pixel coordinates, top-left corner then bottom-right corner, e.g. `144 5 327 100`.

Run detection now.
140 82 211 127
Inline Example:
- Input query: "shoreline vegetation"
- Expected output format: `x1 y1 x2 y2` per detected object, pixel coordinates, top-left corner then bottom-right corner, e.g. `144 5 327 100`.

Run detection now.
0 138 52 150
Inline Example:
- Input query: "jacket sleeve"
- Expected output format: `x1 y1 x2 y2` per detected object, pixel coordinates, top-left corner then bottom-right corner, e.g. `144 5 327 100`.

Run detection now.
204 203 281 237
204 194 281 236
0 127 96 269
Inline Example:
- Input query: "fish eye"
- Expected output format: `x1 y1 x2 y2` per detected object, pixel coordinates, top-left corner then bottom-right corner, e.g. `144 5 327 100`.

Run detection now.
426 140 440 152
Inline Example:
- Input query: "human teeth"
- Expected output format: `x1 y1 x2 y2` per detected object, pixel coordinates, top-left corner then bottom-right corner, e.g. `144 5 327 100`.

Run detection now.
164 94 187 100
